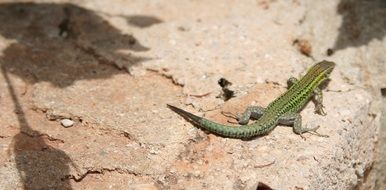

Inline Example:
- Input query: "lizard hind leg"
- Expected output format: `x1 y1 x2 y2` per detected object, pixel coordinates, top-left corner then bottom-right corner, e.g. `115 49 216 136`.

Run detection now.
237 106 266 125
279 112 328 138
221 106 266 125
221 111 239 124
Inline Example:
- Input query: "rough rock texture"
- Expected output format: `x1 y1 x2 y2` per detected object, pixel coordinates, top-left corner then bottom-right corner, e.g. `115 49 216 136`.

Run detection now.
0 0 385 189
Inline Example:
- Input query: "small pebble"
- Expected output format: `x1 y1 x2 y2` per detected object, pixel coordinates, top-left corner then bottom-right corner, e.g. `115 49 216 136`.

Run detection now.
60 119 74 128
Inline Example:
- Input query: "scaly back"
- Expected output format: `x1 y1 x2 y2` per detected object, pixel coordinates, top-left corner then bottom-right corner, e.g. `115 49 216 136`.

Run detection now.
264 61 335 116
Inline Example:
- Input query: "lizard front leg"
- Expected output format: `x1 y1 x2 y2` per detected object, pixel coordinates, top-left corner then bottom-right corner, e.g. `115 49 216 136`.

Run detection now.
287 76 298 88
312 87 326 116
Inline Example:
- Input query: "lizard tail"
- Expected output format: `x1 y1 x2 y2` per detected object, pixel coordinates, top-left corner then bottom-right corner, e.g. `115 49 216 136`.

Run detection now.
167 104 265 139
167 104 203 124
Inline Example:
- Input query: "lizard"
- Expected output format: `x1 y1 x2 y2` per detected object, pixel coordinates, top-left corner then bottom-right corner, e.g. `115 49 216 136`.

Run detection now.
167 60 335 139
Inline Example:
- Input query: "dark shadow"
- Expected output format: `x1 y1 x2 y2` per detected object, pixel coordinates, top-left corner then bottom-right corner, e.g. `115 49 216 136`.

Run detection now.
0 2 161 189
2 66 74 189
124 15 163 28
0 2 158 87
332 0 386 51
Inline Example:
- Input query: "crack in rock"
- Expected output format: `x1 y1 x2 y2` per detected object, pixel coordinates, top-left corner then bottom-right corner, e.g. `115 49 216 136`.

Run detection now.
146 68 184 87
0 135 10 138
69 167 142 182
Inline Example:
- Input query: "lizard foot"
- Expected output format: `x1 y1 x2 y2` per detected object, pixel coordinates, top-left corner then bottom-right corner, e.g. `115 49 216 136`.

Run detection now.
299 125 329 140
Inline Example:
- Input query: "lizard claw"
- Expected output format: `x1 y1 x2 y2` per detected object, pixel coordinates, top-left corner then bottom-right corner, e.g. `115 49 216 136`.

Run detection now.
314 105 327 116
300 133 307 140
303 125 329 138
308 130 329 138
298 125 329 139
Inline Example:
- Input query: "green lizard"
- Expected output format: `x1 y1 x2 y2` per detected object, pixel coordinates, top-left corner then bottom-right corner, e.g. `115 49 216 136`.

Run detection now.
168 60 335 139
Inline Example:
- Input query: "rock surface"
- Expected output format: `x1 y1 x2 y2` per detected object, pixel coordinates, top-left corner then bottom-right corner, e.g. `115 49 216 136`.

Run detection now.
0 0 385 189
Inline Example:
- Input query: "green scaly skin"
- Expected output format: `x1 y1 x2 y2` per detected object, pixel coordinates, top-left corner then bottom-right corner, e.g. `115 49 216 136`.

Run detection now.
168 61 335 139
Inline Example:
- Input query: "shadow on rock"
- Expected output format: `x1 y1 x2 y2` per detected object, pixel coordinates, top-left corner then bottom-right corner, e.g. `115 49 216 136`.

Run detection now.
0 2 160 87
124 15 163 28
2 66 75 189
12 131 75 189
333 0 386 51
0 2 162 189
